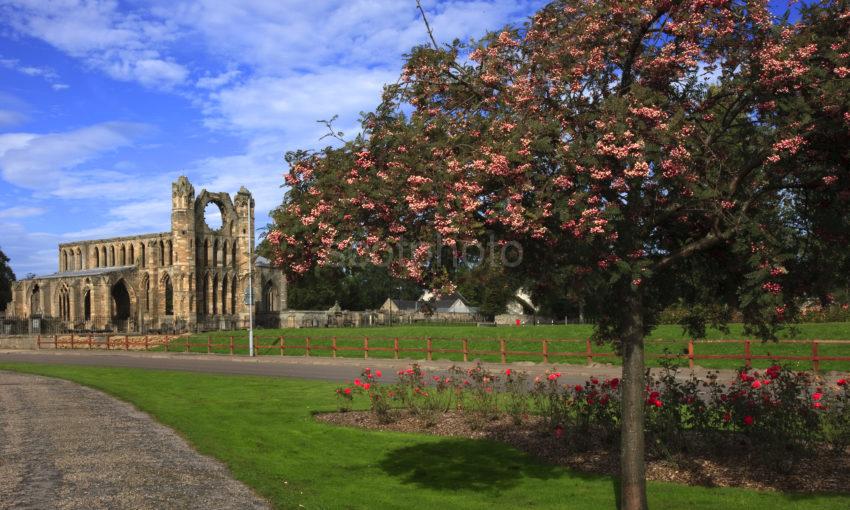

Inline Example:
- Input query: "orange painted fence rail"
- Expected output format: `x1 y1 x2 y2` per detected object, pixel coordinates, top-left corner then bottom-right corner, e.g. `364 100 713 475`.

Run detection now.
36 335 850 372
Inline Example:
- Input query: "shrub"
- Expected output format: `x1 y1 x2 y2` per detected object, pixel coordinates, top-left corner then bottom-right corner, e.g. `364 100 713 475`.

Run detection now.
461 363 501 429
503 368 530 425
335 386 353 412
354 367 392 423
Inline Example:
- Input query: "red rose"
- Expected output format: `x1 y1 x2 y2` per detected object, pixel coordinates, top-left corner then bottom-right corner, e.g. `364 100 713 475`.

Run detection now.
575 385 584 392
743 415 754 426
505 368 512 376
554 425 564 439
344 387 352 395
837 379 847 387
609 378 620 390
375 370 382 378
751 380 762 389
813 392 823 401
363 382 371 390
723 412 731 423
354 378 362 387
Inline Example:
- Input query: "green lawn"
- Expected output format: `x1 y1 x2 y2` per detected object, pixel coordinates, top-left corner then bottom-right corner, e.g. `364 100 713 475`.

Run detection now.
1 363 848 509
170 322 850 372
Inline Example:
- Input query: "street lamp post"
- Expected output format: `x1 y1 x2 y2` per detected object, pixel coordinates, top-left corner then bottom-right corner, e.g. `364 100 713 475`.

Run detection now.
248 227 254 357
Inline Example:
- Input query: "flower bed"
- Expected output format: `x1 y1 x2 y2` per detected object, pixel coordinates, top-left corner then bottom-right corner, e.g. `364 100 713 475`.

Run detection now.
320 363 850 493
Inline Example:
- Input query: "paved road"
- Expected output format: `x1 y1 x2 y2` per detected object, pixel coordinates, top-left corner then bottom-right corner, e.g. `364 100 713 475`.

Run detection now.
0 349 640 386
0 370 269 510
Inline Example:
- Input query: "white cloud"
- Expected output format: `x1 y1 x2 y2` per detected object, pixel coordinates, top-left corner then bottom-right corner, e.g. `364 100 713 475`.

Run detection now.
0 220 61 277
0 206 46 219
0 122 150 192
0 109 26 126
1 0 188 89
0 55 68 89
205 68 396 135
195 69 240 90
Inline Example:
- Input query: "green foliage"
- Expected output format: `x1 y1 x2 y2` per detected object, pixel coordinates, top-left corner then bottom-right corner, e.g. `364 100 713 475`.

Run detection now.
284 264 420 310
0 247 15 309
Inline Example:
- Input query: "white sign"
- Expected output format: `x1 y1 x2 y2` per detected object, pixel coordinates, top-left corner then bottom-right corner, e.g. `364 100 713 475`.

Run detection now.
244 287 253 305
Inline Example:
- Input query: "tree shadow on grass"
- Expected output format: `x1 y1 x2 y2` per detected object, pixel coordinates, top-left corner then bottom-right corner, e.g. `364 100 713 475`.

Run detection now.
379 437 591 492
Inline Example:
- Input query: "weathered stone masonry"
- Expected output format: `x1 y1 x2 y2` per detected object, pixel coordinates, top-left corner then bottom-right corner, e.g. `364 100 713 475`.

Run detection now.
5 176 287 332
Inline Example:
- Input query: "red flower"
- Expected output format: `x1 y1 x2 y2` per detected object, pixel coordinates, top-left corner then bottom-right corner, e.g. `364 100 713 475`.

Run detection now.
590 378 599 385
813 392 823 401
575 385 584 393
608 378 620 390
363 382 371 390
554 425 564 439
723 412 731 423
548 372 561 381
766 365 781 379
743 415 754 426
354 378 362 387
343 387 352 395
751 380 762 389
653 399 663 408
813 402 824 409
837 378 847 387
505 368 512 376
375 370 382 378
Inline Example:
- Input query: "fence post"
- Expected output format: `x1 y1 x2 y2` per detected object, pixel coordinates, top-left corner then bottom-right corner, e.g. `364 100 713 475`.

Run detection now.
688 339 695 370
230 336 235 356
281 337 286 356
543 339 549 364
393 338 398 360
144 335 149 351
500 338 507 364
164 336 169 352
207 335 212 354
364 337 369 359
125 335 129 351
279 336 284 356
54 334 58 349
463 338 469 362
185 337 190 353
107 335 111 350
812 340 820 373
427 337 432 361
37 335 41 349
70 334 75 350
585 338 592 365
88 335 92 350
306 337 311 357
744 340 752 369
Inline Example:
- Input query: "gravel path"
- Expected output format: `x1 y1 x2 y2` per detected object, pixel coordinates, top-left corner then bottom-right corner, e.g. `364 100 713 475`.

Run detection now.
0 371 270 510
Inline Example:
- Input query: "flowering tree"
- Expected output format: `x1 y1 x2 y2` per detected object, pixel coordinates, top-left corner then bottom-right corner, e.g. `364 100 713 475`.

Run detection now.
268 1 849 507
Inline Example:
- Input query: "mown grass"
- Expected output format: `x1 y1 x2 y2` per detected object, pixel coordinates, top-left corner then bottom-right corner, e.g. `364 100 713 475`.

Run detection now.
171 322 850 372
1 362 848 509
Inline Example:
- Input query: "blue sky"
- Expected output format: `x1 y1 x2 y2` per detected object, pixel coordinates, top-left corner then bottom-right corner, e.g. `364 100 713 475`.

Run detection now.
0 0 543 277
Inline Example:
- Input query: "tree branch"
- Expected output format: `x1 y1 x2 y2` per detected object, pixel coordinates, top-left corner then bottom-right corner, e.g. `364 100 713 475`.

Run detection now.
416 0 440 51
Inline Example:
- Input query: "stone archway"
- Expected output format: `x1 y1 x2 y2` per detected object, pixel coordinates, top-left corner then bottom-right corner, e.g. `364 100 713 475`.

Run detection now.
111 280 132 331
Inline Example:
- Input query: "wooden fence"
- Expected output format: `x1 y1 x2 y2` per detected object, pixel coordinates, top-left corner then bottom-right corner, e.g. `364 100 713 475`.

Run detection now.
36 334 850 372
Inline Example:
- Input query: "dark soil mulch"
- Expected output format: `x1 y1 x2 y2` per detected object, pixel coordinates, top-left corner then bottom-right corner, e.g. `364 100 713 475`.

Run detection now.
316 410 849 493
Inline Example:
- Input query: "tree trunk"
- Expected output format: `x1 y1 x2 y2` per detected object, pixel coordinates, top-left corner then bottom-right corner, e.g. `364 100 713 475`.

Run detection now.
620 293 647 510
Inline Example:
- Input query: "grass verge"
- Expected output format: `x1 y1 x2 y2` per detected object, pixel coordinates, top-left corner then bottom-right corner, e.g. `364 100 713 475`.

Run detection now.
172 322 850 371
1 362 848 509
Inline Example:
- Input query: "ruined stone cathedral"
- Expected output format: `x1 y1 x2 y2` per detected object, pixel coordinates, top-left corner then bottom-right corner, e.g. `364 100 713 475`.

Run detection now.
5 176 287 333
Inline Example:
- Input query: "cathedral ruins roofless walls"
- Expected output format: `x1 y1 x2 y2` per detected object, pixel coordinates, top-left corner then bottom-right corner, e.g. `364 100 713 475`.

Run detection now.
4 176 287 334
